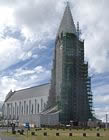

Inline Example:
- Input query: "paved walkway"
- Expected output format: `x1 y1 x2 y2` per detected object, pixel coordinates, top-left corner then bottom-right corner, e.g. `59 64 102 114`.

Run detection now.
0 128 19 140
0 136 19 140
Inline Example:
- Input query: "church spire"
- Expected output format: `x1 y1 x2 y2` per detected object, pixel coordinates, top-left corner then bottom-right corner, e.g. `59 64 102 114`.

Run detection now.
57 2 76 37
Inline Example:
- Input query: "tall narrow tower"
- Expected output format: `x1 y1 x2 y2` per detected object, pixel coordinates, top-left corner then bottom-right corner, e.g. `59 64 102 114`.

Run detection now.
47 3 93 124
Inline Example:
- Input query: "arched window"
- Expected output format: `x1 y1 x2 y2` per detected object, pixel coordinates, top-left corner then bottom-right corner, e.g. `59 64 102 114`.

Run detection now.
19 102 21 115
22 106 23 115
13 106 14 116
37 104 39 113
31 104 34 114
11 103 13 118
26 105 28 115
24 101 26 115
15 102 17 118
17 106 19 119
29 100 31 114
35 99 37 114
41 98 43 111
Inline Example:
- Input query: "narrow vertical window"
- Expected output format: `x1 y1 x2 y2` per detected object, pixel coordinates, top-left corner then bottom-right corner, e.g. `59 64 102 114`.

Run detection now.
26 105 28 115
15 102 17 118
19 102 21 115
37 104 39 113
24 101 26 115
22 106 23 115
31 104 34 114
29 100 31 114
35 99 37 114
41 98 43 111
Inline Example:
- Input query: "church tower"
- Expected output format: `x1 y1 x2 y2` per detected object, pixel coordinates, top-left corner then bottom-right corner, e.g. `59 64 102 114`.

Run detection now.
48 3 93 124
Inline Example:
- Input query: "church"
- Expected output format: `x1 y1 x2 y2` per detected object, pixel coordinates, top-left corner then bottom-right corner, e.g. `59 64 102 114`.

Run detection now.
3 3 93 127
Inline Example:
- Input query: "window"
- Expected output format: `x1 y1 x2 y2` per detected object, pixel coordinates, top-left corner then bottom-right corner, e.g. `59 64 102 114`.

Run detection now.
35 99 37 114
31 104 34 114
22 106 23 115
11 103 13 117
29 100 31 114
41 98 43 111
26 105 28 115
37 104 39 113
17 106 19 119
15 102 17 117
24 101 26 114
19 102 21 115
13 106 14 116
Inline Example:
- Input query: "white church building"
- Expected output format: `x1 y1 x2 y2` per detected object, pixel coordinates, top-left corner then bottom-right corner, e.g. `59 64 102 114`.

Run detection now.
3 83 51 127
2 2 94 127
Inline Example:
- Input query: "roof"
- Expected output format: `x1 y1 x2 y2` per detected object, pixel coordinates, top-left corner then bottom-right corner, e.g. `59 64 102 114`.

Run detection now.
41 105 61 115
57 3 76 37
5 83 50 102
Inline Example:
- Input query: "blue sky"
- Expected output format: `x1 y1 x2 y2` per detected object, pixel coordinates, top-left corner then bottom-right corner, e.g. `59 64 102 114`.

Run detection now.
0 0 109 121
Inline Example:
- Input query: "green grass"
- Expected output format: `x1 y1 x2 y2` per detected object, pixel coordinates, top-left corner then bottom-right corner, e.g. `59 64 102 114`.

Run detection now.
1 128 109 140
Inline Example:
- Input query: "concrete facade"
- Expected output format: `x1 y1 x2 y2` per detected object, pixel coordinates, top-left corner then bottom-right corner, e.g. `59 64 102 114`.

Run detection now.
3 84 50 127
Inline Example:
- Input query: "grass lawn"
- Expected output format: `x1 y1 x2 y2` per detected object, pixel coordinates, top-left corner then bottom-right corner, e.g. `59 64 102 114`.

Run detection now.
1 128 109 140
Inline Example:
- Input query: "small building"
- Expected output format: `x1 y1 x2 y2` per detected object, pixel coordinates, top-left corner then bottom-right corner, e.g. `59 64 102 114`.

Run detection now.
3 83 50 127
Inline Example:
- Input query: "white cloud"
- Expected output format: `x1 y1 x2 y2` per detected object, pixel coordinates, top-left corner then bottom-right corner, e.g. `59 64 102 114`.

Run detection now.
94 106 109 122
3 0 108 73
0 37 34 71
0 37 22 71
0 0 109 73
15 66 45 77
94 95 109 105
93 80 109 121
0 7 14 25
0 76 18 101
32 54 38 59
19 51 32 61
72 0 109 73
37 44 47 49
94 84 109 96
0 0 64 41
34 66 44 73
0 0 18 6
0 66 50 101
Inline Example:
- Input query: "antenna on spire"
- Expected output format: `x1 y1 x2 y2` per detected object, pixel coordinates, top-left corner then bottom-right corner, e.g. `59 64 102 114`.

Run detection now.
77 21 80 39
67 0 69 5
64 0 70 7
